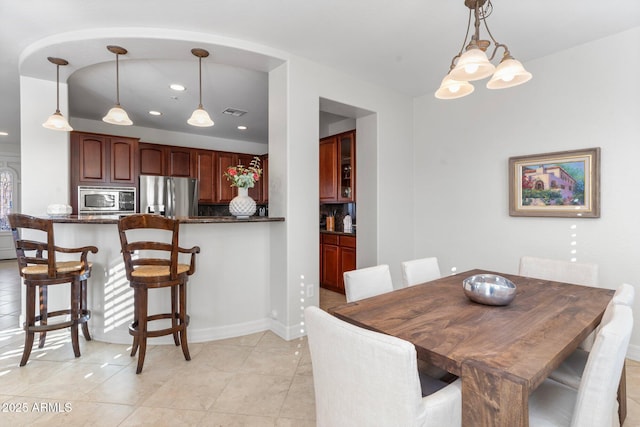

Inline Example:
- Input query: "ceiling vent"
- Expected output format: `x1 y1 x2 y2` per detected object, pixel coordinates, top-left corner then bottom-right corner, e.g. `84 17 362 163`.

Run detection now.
222 107 248 117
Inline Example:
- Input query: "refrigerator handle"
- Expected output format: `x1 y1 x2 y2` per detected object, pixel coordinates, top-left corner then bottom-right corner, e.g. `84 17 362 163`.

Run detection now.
166 177 175 218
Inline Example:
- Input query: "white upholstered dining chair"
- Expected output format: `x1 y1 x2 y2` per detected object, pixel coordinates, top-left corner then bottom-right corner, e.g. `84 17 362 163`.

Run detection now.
518 255 600 351
344 264 393 303
305 306 462 427
401 257 441 287
518 256 599 286
548 283 635 389
528 304 633 427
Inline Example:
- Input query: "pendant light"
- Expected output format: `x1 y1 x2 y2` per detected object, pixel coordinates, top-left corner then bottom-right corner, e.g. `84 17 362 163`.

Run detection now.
187 48 214 127
102 45 133 125
435 0 532 100
42 57 73 131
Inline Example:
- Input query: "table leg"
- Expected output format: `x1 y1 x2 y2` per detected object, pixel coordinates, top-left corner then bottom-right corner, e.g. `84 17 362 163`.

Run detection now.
461 360 528 427
619 362 627 425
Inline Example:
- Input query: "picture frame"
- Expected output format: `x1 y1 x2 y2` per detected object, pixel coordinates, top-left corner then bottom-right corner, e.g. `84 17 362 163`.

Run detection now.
509 148 600 218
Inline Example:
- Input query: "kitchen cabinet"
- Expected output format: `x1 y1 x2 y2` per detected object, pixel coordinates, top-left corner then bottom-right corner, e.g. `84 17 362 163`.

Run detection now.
194 150 215 202
139 142 166 176
139 143 194 178
319 130 355 203
167 146 194 178
320 233 356 294
216 151 238 203
70 131 138 213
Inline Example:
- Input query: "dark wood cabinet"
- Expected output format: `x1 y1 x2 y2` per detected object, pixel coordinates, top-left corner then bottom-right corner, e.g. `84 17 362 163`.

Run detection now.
194 150 215 202
70 131 139 214
110 137 137 184
319 137 338 202
139 143 166 176
319 130 355 203
320 233 356 294
167 146 194 178
216 151 238 203
71 133 268 212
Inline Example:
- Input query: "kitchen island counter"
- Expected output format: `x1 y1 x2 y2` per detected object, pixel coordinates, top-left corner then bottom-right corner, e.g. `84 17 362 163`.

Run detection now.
47 215 284 224
36 216 286 345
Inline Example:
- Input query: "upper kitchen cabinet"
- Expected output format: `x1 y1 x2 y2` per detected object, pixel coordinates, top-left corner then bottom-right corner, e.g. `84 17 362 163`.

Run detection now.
70 131 139 214
138 142 166 176
216 151 238 203
70 131 138 185
319 130 355 203
167 146 195 178
194 150 215 203
139 143 194 178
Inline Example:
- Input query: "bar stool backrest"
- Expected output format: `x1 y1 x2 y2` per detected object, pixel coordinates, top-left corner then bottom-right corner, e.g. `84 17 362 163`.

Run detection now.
118 214 181 281
8 214 57 279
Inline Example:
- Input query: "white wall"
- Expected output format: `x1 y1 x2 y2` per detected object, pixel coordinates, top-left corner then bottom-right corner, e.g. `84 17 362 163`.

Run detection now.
413 27 640 359
20 76 71 215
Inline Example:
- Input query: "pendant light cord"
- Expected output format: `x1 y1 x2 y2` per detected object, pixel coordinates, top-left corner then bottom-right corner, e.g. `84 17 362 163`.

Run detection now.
198 56 203 108
55 64 61 113
115 53 121 106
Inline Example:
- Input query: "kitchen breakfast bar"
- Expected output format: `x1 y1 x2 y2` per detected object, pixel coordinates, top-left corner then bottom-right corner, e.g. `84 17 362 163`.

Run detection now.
42 215 285 344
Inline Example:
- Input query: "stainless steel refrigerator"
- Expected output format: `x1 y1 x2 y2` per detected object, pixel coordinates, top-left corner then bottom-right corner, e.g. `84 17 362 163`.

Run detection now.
139 175 199 217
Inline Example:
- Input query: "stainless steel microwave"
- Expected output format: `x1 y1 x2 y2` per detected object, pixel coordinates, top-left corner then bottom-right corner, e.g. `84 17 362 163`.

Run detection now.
78 186 136 214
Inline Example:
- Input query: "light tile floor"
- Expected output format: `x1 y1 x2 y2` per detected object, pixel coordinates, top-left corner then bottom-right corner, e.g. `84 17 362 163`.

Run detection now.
0 262 638 426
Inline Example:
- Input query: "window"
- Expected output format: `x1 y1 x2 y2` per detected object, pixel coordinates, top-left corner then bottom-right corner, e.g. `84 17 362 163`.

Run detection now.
0 170 14 231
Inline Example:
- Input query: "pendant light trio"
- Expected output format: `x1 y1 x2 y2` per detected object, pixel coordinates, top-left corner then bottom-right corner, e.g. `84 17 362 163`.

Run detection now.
435 0 532 100
43 45 215 131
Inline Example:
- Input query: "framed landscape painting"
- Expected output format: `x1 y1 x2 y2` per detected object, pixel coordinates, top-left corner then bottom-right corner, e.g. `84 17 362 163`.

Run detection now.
509 148 600 218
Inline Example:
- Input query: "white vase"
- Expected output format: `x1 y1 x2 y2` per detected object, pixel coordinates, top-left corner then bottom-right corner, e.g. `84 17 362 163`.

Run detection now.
229 187 256 219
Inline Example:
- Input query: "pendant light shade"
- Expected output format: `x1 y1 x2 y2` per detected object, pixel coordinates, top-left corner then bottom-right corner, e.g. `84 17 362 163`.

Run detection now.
435 74 475 100
435 0 532 100
450 46 496 81
103 45 132 126
188 48 214 127
486 55 532 89
42 57 73 132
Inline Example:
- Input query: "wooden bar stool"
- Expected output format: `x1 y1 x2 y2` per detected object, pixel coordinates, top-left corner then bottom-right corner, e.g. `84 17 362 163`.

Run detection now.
118 214 199 374
8 213 98 366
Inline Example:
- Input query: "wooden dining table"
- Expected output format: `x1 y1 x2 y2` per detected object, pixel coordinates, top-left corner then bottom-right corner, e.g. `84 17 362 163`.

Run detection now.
330 268 615 427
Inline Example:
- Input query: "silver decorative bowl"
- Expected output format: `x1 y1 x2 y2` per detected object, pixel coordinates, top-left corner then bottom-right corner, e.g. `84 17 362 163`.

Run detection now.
462 274 517 306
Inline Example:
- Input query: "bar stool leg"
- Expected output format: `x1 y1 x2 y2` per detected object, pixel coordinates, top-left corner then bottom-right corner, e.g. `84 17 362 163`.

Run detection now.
135 287 149 374
70 278 81 358
38 285 48 348
171 285 180 346
179 281 191 361
20 285 37 366
81 278 92 341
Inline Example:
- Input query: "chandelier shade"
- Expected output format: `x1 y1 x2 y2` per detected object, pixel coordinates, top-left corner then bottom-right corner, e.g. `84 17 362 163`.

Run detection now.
435 0 532 99
188 48 214 127
450 47 496 81
42 57 73 132
486 56 532 89
435 74 475 100
102 45 133 126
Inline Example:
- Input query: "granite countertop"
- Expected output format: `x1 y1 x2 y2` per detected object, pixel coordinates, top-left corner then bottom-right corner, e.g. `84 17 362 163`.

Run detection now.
45 215 285 224
320 229 356 236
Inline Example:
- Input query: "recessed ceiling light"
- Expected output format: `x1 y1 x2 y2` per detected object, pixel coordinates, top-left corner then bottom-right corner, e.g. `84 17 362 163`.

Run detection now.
170 84 186 91
0 131 8 136
149 111 162 116
237 125 247 130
